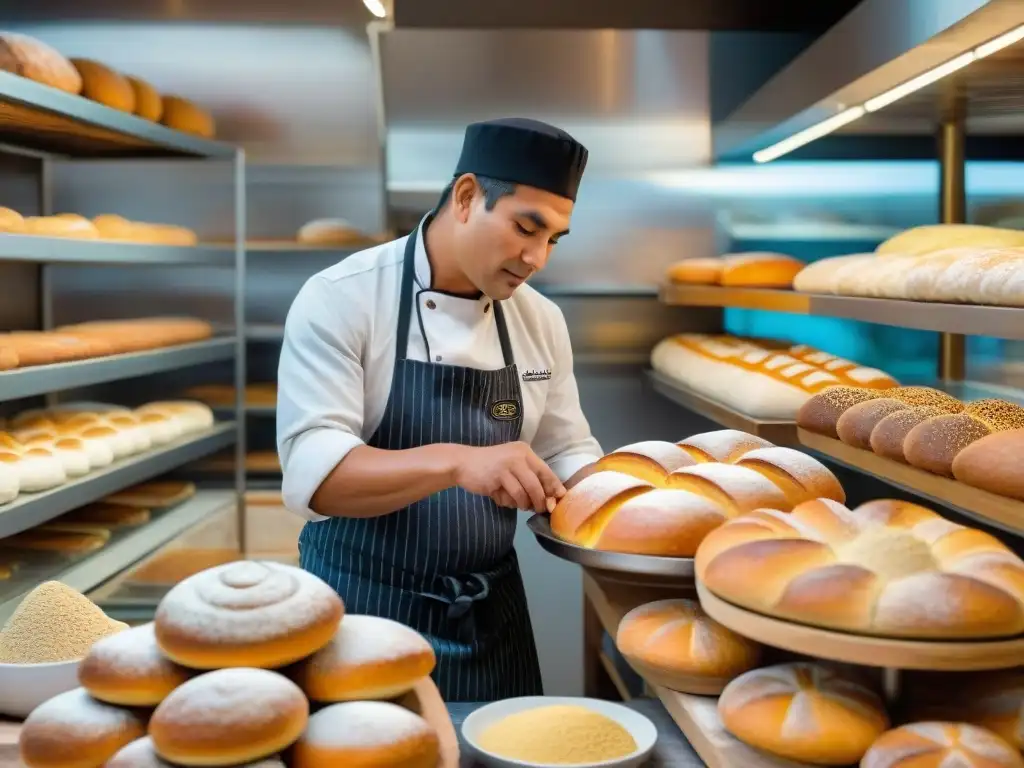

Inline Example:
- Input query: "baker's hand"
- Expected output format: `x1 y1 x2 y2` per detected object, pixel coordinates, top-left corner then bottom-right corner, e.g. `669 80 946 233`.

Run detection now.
452 442 565 513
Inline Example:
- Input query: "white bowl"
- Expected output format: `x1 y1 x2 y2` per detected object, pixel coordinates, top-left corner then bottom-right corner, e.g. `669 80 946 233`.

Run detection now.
462 696 658 768
0 659 80 717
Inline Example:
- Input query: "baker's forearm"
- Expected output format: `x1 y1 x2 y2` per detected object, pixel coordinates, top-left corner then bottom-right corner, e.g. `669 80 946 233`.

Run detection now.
309 443 462 518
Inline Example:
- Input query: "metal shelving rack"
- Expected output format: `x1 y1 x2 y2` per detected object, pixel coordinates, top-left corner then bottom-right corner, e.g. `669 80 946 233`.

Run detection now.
0 69 247 613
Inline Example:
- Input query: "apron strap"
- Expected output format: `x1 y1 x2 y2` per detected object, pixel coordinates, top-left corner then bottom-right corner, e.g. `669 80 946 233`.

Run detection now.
396 214 516 368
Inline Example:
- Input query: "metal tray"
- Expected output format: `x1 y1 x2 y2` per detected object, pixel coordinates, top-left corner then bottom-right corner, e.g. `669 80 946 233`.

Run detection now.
527 515 695 585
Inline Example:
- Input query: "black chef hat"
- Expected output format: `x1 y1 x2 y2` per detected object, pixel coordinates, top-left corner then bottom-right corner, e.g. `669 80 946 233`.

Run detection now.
453 117 589 202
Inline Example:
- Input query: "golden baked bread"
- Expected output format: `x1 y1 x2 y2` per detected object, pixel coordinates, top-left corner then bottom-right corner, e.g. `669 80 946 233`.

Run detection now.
593 441 697 484
149 668 308 766
797 386 884 438
291 701 439 768
677 429 774 463
0 206 25 233
290 614 436 702
0 33 82 93
733 447 845 507
903 413 993 477
161 96 215 138
615 599 760 692
665 258 722 284
903 672 1024 751
108 737 285 768
296 218 368 246
69 59 135 112
105 481 196 509
792 254 877 294
861 723 1024 768
718 663 888 765
154 560 343 669
836 398 909 449
665 463 791 515
652 335 897 420
79 623 191 707
0 342 18 371
62 502 150 527
19 688 146 768
550 471 727 556
888 386 964 412
870 405 946 463
24 214 99 239
877 224 1024 256
697 498 1024 639
719 252 804 288
952 429 1024 501
127 75 162 121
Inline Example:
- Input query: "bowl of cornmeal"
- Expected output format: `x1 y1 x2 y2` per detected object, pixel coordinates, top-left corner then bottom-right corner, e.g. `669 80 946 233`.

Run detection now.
461 697 657 767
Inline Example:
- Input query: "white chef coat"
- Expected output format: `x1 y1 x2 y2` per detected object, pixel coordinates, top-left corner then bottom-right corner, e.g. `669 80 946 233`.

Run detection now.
277 221 603 521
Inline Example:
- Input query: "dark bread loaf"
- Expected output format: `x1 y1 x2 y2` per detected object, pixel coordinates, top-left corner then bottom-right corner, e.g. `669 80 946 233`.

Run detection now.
796 387 882 438
904 414 993 477
836 398 908 450
869 406 945 463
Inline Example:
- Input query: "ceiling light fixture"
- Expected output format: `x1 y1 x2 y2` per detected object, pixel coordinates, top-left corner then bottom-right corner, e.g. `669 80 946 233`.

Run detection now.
751 24 1024 163
363 0 387 18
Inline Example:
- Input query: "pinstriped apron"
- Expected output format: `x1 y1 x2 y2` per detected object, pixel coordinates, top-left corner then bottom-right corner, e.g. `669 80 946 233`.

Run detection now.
298 217 544 702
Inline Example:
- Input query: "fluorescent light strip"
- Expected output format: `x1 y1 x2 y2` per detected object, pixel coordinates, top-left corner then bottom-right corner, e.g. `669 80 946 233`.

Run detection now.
753 107 865 164
864 51 975 112
363 0 387 18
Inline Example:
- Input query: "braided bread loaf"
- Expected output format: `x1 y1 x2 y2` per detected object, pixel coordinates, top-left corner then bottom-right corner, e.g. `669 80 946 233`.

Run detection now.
550 431 844 556
651 334 896 419
696 498 1024 639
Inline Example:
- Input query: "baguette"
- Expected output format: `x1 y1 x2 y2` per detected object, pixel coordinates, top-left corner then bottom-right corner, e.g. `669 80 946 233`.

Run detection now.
696 498 1024 639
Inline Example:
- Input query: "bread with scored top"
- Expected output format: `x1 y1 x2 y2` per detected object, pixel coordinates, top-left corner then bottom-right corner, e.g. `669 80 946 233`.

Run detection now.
861 723 1024 768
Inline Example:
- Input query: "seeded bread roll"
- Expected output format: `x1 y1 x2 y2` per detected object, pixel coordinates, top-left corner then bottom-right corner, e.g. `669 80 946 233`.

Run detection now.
616 599 760 693
696 498 1024 639
904 414 993 477
952 430 1024 501
677 429 774 464
797 386 883 438
718 663 888 765
733 447 845 507
861 723 1024 768
870 406 946 463
965 398 1024 431
887 386 964 413
836 398 910 449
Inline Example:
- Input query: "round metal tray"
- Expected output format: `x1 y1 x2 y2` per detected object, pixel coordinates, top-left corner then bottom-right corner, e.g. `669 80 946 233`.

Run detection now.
527 515 695 584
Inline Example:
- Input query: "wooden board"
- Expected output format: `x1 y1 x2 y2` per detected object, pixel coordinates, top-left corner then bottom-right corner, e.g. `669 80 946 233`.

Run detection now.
697 580 1024 671
582 573 815 768
399 677 460 768
798 429 1024 536
0 720 17 768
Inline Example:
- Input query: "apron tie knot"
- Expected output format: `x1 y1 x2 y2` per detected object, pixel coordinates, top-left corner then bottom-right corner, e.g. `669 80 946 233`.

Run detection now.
421 573 491 643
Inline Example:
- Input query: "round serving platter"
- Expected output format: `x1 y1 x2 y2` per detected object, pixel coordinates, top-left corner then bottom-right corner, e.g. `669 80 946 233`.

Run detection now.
527 515 695 587
696 580 1024 672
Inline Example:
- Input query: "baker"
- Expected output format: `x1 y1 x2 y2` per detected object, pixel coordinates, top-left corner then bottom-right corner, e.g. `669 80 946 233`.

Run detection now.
277 117 603 702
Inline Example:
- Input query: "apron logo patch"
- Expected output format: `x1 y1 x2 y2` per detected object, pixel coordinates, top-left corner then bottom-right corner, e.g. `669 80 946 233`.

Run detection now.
522 368 552 382
490 400 520 421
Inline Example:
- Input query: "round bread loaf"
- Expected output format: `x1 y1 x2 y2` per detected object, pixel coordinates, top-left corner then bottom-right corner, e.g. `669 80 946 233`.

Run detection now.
615 599 760 692
836 398 909 449
665 258 723 284
79 622 191 706
296 218 366 246
290 614 435 702
550 471 727 556
19 688 146 768
108 738 285 768
70 59 135 112
952 429 1024 501
666 463 790 515
797 386 883 438
861 723 1024 768
154 560 343 669
903 673 1024 751
733 447 845 507
870 405 946 463
718 663 888 765
720 252 804 288
903 414 992 477
696 498 1024 639
127 76 162 121
291 701 439 768
677 430 773 463
595 441 697 485
149 668 307 766
887 386 964 413
965 398 1024 431
161 96 215 138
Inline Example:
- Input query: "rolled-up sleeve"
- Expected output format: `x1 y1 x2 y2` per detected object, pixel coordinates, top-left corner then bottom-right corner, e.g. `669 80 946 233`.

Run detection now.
277 275 367 521
530 304 603 481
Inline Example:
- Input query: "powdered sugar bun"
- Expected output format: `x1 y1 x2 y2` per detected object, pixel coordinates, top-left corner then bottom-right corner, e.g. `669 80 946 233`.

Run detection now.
79 623 191 707
292 700 439 768
290 614 436 702
108 738 286 768
136 411 184 445
718 662 888 765
861 722 1024 768
155 561 344 669
149 668 307 767
19 687 146 768
677 430 774 463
